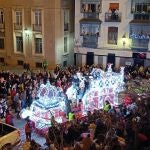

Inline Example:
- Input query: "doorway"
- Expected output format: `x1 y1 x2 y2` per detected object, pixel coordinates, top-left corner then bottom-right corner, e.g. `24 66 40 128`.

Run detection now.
86 52 94 66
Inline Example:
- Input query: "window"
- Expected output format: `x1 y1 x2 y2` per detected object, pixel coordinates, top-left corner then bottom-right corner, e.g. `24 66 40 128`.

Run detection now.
108 27 118 45
36 62 42 68
35 38 42 54
0 57 4 63
63 60 67 67
64 37 68 53
35 10 41 25
135 3 147 13
0 38 4 49
109 3 119 11
64 9 69 31
15 11 22 25
80 23 100 36
17 60 24 66
0 9 4 24
81 1 102 13
16 36 23 52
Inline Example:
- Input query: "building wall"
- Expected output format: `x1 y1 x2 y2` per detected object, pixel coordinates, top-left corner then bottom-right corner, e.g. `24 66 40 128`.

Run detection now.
0 0 75 69
74 0 150 68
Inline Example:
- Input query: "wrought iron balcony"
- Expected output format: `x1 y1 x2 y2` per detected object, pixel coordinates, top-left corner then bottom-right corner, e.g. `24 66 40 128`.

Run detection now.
33 24 42 32
105 12 121 22
83 12 99 19
14 23 22 30
133 13 150 22
82 35 98 48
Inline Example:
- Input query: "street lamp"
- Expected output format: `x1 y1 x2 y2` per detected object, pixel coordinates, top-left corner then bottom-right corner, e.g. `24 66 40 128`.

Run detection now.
122 33 126 48
24 28 30 39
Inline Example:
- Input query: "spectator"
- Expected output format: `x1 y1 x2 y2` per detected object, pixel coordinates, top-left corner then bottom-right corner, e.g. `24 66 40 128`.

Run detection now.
82 133 92 150
25 119 33 141
103 101 111 112
5 110 14 126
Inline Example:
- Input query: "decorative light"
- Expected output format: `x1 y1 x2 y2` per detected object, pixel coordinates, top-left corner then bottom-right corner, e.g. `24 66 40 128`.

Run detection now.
24 28 30 37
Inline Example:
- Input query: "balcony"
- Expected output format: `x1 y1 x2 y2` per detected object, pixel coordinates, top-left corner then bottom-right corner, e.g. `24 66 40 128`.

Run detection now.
133 13 150 22
14 23 22 30
83 12 99 19
33 24 42 32
82 35 98 48
105 12 121 22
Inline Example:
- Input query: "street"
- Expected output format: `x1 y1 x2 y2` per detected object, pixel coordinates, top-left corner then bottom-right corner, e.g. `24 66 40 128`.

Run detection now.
2 111 47 150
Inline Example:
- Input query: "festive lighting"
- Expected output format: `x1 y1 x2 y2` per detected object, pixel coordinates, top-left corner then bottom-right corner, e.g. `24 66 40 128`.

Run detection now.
21 65 125 129
21 81 66 129
66 64 125 114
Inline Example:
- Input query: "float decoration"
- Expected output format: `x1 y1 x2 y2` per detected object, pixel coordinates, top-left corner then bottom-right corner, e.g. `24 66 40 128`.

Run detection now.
21 81 66 129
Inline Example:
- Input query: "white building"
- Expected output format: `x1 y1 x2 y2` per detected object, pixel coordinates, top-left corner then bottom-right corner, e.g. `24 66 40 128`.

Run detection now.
74 0 150 68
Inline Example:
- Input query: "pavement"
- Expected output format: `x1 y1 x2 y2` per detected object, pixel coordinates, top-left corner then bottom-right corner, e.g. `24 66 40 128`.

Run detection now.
1 110 47 150
0 66 43 74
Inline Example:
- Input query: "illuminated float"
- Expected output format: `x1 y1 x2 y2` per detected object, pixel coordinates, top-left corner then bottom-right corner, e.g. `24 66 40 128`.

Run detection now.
65 64 125 114
21 64 125 129
82 65 125 114
21 81 66 129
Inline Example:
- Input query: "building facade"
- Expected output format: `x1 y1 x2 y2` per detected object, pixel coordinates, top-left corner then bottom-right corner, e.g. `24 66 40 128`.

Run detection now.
75 0 150 68
0 0 75 69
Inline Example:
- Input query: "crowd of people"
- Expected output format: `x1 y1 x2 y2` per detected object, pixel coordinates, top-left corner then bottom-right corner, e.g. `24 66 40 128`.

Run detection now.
0 64 150 150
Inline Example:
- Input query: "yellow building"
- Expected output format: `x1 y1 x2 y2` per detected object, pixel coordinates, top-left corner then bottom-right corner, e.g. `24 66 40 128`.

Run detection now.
0 0 75 69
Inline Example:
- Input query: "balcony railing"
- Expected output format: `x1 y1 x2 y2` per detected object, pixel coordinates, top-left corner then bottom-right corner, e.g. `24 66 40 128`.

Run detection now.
14 23 22 30
33 24 42 32
0 23 4 29
105 12 121 22
133 13 150 21
80 32 100 37
83 12 99 19
82 35 98 48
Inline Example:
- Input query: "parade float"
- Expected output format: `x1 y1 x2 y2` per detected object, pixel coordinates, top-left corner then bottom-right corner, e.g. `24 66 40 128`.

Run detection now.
82 65 125 114
66 64 125 114
21 81 67 129
21 64 125 130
